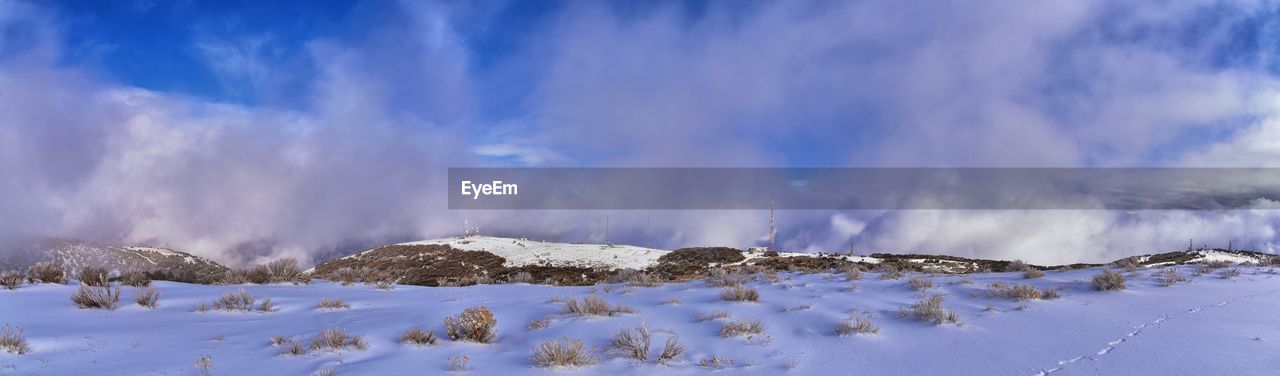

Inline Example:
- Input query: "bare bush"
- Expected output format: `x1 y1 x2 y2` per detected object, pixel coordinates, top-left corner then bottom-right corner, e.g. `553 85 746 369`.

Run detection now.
1041 287 1061 300
315 298 350 310
119 271 151 287
332 267 363 286
878 264 903 280
26 262 66 284
508 272 534 284
1005 260 1028 272
706 268 751 287
656 336 685 365
1022 268 1045 279
245 265 272 284
985 282 1043 301
0 270 21 290
71 284 121 310
835 317 879 336
310 327 368 352
626 272 663 288
719 286 760 303
444 307 497 343
611 324 651 361
279 339 307 356
0 324 30 354
1155 268 1187 286
365 270 398 290
266 258 304 283
135 286 159 308
899 294 960 325
77 267 110 287
1220 268 1241 279
533 337 597 368
697 310 732 322
839 264 863 281
906 276 933 291
400 327 438 346
719 319 766 338
527 319 551 331
566 295 636 317
1114 257 1139 272
1091 269 1127 291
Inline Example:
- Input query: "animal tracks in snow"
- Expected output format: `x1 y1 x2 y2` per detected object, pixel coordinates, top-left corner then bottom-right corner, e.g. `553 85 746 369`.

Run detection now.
1031 288 1280 376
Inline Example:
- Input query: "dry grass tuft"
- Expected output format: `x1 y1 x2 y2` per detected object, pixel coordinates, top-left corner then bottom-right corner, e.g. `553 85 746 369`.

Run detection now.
266 258 305 284
697 310 732 322
332 267 365 286
444 306 497 343
1041 287 1061 300
839 264 863 281
1155 268 1187 286
26 262 66 284
508 271 534 284
705 268 752 287
533 337 597 368
906 276 933 291
656 336 685 365
719 319 766 338
899 294 960 325
1 324 31 355
835 317 879 336
878 264 903 280
135 286 159 308
0 270 21 290
719 286 760 302
565 295 636 317
611 324 651 361
71 284 121 310
400 327 438 346
985 282 1043 301
1022 268 1045 279
279 339 308 356
310 327 368 352
527 319 551 331
1220 268 1241 279
699 356 735 369
1091 269 1127 291
315 298 350 310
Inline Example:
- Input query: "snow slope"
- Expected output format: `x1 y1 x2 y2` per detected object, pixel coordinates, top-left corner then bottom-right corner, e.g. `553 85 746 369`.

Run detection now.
1 264 1278 375
367 236 670 269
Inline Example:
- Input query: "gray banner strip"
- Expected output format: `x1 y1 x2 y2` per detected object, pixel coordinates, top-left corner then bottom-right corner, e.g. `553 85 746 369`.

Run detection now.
447 168 1280 210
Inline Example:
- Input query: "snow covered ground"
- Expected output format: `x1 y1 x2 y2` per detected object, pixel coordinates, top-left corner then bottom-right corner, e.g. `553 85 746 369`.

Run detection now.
391 236 668 269
1 265 1278 375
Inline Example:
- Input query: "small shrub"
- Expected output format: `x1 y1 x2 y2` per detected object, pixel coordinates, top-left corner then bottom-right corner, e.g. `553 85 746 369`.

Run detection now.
0 270 21 290
1041 287 1061 300
400 327 438 346
1091 269 1127 291
0 324 31 354
266 258 304 283
245 265 272 284
270 335 289 346
611 324 651 361
719 319 766 338
71 284 121 310
332 267 363 286
835 317 879 336
706 268 751 287
533 337 597 368
565 295 635 317
1155 268 1187 286
697 310 732 322
985 282 1042 301
878 264 903 280
193 289 275 312
1114 257 1139 272
310 327 368 352
1220 268 1241 279
258 298 277 312
279 339 307 356
365 270 398 290
444 307 497 343
527 319 551 331
899 294 960 325
26 262 66 284
120 271 151 287
906 276 933 291
1005 260 1028 272
508 272 534 284
719 286 760 303
626 272 663 288
77 267 110 287
135 286 159 308
312 368 336 376
699 356 735 369
315 298 350 310
448 355 472 372
839 264 863 281
1022 268 1045 279
656 336 685 365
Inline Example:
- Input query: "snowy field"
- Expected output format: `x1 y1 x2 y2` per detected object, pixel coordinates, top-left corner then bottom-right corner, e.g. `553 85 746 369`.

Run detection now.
1 265 1278 375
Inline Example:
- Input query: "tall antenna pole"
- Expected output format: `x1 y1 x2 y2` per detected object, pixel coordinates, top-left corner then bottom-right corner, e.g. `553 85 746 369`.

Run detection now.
769 198 776 251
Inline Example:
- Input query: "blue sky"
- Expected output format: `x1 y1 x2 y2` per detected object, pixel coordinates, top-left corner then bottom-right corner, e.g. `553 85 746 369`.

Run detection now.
3 0 1280 264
